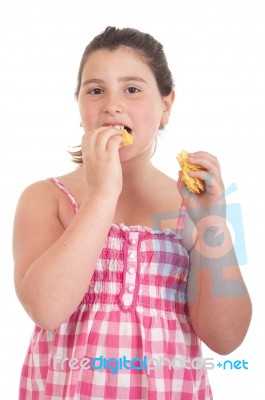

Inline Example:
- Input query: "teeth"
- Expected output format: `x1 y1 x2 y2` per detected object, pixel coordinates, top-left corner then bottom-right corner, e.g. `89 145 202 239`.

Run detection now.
107 125 132 133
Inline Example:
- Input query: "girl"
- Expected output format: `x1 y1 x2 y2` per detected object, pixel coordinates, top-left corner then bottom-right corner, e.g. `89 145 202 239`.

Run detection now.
13 26 252 399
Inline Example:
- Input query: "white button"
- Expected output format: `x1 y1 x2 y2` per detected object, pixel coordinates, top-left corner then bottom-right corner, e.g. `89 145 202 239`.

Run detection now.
128 267 136 274
128 251 136 260
130 239 137 246
122 298 132 307
128 285 135 293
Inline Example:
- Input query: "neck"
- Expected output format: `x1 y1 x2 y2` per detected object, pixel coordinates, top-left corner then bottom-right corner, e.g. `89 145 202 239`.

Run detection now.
120 153 156 193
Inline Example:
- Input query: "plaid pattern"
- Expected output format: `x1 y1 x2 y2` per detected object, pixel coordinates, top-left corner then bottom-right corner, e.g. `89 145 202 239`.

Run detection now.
19 178 212 399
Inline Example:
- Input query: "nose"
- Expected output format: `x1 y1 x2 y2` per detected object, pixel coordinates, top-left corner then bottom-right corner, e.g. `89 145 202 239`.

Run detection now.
103 92 124 115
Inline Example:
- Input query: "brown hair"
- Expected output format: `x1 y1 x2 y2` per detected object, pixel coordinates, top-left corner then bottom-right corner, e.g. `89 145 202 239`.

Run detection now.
70 26 174 164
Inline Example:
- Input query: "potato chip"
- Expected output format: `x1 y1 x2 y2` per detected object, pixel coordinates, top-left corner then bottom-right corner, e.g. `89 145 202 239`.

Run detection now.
119 129 134 148
177 150 205 194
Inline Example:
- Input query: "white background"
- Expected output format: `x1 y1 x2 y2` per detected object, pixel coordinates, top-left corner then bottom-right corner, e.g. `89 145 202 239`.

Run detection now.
0 0 264 398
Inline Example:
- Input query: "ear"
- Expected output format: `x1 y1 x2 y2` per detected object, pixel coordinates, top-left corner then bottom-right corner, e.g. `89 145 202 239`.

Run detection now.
160 89 175 126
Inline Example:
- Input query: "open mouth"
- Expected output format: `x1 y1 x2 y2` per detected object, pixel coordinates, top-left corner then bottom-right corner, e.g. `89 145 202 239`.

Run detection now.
103 124 132 134
124 126 132 134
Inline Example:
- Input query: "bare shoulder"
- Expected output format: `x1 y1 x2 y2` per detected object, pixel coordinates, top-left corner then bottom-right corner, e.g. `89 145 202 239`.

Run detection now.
15 168 82 227
13 171 81 286
13 179 62 286
15 179 59 215
153 169 182 209
13 177 65 239
54 168 86 199
13 169 82 240
16 175 69 213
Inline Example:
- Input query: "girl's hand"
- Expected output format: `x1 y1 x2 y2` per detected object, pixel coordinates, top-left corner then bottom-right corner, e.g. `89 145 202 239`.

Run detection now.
81 126 124 198
177 151 226 223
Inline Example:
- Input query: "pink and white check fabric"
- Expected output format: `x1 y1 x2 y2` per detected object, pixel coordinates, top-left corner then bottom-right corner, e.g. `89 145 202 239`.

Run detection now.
19 178 212 399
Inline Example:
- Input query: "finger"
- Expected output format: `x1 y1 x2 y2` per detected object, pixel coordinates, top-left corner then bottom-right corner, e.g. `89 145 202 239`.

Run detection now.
188 151 219 164
188 152 220 173
188 170 224 197
82 126 108 150
177 171 203 205
83 126 122 154
177 170 186 193
96 127 123 153
189 169 214 186
107 135 124 155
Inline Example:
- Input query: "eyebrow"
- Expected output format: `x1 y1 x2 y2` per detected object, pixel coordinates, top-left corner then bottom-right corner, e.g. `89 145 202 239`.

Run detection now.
82 76 147 87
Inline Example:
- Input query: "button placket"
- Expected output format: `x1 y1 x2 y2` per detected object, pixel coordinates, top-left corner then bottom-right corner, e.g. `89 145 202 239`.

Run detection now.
120 231 139 310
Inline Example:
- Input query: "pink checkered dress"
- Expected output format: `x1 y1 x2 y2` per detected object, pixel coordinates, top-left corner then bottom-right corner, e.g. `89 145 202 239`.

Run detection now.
19 178 212 399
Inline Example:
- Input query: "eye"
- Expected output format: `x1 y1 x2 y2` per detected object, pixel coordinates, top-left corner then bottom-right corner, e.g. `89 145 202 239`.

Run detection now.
126 87 140 94
88 87 103 95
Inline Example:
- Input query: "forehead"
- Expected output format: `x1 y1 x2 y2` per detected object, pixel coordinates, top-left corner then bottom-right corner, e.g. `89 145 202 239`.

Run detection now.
81 46 154 79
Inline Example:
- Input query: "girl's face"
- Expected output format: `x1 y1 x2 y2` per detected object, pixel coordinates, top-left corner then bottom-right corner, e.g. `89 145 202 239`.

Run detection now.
78 46 174 158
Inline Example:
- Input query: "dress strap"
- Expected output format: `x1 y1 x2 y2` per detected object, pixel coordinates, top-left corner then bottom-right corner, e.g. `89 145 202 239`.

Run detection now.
49 177 79 214
176 205 186 231
49 177 186 229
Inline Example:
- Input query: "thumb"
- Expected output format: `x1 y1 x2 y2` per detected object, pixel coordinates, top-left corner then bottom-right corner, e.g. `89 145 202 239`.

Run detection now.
177 170 202 208
177 170 189 200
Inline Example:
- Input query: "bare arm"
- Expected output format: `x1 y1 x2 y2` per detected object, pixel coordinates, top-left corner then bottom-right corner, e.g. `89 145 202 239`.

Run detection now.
187 217 252 355
13 181 118 330
178 151 252 355
13 126 123 330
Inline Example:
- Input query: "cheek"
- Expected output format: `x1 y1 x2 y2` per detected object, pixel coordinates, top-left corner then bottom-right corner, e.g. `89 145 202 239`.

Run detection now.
142 104 164 130
135 102 162 122
79 104 97 127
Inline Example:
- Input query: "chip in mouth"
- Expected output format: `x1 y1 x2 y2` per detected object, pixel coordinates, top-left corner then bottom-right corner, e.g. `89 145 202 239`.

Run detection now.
120 128 134 147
